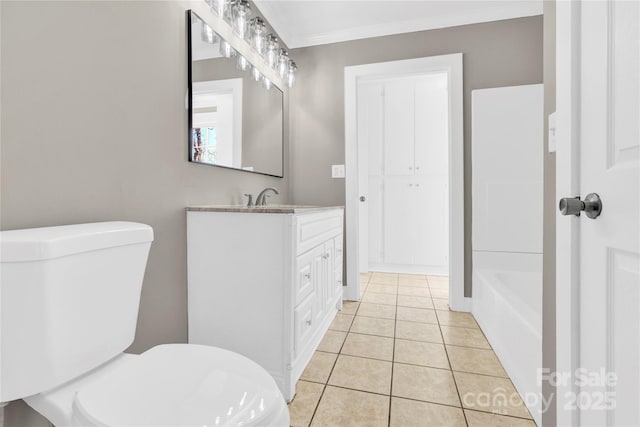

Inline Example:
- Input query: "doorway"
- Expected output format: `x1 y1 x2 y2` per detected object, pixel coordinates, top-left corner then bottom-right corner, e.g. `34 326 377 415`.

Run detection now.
344 54 467 311
357 74 449 276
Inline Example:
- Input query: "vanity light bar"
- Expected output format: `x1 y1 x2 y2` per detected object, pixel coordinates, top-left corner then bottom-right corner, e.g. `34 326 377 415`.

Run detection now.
202 0 297 88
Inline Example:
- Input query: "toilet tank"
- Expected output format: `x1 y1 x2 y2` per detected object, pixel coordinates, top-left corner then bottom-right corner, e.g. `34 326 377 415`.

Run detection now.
0 222 154 402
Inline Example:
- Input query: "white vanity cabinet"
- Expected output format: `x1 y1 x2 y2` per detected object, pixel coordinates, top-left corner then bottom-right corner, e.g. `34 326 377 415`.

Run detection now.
186 206 344 402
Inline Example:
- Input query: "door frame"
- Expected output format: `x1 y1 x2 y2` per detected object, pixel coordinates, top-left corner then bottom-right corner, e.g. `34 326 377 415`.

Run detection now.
344 54 468 311
555 1 581 425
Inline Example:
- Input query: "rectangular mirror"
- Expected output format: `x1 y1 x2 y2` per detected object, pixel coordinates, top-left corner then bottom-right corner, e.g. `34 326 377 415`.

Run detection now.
188 10 284 177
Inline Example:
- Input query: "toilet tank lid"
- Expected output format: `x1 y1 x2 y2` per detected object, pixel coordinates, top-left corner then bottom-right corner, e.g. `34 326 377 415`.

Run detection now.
0 222 154 262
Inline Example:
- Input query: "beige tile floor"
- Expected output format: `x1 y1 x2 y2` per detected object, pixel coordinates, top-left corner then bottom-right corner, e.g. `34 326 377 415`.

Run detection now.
288 272 536 427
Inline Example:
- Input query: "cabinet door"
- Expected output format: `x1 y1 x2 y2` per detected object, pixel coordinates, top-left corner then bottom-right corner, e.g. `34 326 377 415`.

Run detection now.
414 74 448 177
334 235 344 296
295 249 316 305
383 79 415 176
294 293 316 357
413 176 448 268
322 239 335 312
311 245 326 324
383 176 416 264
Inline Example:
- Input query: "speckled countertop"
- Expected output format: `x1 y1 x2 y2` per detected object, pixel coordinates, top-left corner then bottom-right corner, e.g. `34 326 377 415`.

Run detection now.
186 205 344 214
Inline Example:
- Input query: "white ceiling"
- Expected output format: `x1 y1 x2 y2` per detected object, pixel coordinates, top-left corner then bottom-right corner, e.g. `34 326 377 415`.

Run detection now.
253 0 542 49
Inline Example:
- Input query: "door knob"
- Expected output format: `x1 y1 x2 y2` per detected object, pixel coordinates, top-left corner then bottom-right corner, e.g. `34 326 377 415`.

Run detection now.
559 193 602 219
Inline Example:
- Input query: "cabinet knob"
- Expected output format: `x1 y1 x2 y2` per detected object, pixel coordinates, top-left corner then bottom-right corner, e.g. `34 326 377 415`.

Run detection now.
303 272 311 279
306 319 312 326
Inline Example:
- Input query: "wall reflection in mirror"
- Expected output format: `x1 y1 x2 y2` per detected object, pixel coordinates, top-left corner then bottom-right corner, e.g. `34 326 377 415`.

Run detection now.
188 11 284 177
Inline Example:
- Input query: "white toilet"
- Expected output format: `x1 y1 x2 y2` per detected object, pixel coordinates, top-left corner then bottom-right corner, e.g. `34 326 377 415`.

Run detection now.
0 221 289 426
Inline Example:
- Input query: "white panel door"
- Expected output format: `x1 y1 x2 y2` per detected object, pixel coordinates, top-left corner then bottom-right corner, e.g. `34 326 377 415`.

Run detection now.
383 177 415 265
578 2 639 425
413 73 449 271
413 176 448 268
367 175 383 264
557 1 639 425
384 79 415 176
357 82 383 272
414 74 449 177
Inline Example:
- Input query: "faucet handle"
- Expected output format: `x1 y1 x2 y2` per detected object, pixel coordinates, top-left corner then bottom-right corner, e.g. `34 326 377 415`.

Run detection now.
244 193 254 208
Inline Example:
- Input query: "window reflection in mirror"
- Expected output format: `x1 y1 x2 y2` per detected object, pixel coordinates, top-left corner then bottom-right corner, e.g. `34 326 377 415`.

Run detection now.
188 11 284 177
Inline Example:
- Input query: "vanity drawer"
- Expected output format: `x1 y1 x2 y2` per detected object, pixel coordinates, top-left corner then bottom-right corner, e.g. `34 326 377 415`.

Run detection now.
295 211 343 255
295 249 316 305
294 294 316 357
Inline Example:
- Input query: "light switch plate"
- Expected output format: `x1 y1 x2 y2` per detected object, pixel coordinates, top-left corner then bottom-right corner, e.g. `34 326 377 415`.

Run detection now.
331 164 345 178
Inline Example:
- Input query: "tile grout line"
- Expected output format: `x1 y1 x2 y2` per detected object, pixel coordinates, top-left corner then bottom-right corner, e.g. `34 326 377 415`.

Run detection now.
464 408 537 422
428 275 470 427
388 274 399 427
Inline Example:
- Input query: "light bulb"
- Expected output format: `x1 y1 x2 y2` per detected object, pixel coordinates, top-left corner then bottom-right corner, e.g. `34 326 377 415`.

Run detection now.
201 22 216 44
262 76 272 90
219 39 235 58
211 0 228 17
264 34 279 70
287 60 297 88
232 0 251 38
236 55 250 71
249 17 266 55
250 65 262 82
277 49 289 79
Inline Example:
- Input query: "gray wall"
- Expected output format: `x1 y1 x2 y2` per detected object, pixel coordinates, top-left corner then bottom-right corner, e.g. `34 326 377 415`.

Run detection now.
542 0 557 425
1 1 288 422
289 16 543 295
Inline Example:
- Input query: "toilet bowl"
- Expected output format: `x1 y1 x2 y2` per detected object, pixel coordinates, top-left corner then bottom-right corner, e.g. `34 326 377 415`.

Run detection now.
0 222 289 426
25 344 289 427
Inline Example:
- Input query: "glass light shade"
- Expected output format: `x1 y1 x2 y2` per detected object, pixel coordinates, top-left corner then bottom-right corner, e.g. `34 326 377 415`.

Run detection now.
219 39 235 58
277 49 289 79
223 0 237 23
211 0 229 17
250 65 262 82
232 0 251 38
200 22 216 44
249 17 266 55
286 60 297 88
261 76 272 90
236 55 250 71
264 34 279 69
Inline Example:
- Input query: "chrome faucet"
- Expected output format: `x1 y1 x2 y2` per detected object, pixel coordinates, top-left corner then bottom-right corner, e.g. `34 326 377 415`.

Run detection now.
255 187 279 206
243 193 254 208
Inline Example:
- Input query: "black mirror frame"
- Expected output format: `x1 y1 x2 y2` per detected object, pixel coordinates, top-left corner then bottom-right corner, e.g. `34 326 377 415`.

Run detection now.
186 10 284 178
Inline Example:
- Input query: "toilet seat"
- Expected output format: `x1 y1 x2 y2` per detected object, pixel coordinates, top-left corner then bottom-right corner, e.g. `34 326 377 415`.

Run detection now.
71 344 287 427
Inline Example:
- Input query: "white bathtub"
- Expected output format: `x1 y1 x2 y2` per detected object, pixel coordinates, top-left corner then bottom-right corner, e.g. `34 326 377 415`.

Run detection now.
472 251 542 425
